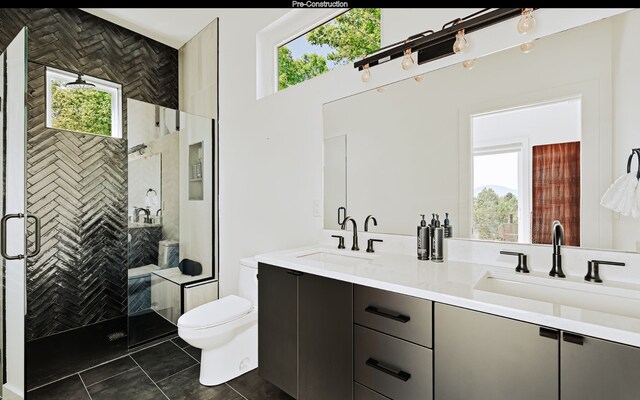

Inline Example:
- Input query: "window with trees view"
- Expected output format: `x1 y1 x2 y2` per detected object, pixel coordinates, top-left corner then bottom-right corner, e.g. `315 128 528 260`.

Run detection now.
46 67 122 138
278 8 381 90
473 150 520 242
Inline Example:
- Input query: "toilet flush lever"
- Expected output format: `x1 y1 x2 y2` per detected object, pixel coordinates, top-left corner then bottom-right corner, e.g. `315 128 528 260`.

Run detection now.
500 251 529 273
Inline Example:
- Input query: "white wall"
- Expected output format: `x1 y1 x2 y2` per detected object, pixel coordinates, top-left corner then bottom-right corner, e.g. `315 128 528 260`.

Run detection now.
612 10 640 252
473 100 581 147
212 8 627 297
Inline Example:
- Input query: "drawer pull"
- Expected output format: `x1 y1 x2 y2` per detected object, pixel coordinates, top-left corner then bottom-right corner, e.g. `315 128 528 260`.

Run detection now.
365 306 410 323
366 358 411 382
539 327 559 340
563 332 584 345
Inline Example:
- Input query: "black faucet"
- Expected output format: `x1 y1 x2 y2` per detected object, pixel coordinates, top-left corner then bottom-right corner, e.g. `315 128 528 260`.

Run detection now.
585 260 625 283
341 216 359 251
549 220 565 278
134 207 151 224
364 215 377 232
500 251 529 273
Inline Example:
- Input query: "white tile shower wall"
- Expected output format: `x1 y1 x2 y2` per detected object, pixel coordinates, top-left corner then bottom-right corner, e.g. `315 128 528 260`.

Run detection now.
213 8 628 297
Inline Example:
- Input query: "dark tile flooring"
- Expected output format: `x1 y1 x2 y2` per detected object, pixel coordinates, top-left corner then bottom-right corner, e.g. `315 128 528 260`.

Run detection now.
28 337 293 400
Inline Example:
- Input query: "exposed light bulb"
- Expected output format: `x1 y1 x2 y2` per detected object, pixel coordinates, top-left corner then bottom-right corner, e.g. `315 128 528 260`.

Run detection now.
401 49 415 70
517 8 536 34
453 29 468 54
520 41 535 53
414 74 424 82
361 64 371 83
462 59 475 70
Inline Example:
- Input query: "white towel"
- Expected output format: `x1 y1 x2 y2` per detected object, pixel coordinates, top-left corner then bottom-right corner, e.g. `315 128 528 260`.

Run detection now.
600 172 639 216
634 180 640 218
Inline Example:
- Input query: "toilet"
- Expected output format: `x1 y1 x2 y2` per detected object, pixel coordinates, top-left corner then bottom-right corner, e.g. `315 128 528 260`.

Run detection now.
178 257 258 386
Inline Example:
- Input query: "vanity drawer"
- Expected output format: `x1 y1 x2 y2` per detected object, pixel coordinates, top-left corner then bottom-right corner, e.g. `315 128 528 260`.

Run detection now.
354 285 432 347
354 325 432 400
355 382 391 400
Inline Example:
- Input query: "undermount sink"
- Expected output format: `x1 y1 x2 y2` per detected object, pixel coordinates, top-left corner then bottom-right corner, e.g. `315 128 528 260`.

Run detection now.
297 251 373 267
474 272 640 319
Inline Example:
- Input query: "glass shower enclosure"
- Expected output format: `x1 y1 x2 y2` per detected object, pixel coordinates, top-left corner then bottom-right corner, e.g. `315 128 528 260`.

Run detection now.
1 27 28 400
0 29 218 398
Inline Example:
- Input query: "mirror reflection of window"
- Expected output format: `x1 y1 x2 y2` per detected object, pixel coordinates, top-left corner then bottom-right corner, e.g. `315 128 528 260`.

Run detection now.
473 150 521 242
472 98 581 244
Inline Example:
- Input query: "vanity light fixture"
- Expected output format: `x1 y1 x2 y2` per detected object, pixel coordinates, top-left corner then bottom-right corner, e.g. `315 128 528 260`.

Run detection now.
64 73 95 89
354 9 532 77
361 64 371 83
453 29 468 54
520 41 535 53
462 59 475 69
517 8 536 34
401 48 415 70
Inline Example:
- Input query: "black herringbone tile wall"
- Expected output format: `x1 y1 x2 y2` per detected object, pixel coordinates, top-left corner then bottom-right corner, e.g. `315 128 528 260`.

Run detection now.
0 8 178 341
128 226 162 269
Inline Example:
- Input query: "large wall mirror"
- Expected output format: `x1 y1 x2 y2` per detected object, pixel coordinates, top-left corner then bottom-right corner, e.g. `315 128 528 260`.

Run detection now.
324 9 640 253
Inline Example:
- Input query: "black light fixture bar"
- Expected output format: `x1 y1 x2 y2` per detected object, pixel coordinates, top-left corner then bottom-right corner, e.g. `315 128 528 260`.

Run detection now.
354 8 528 70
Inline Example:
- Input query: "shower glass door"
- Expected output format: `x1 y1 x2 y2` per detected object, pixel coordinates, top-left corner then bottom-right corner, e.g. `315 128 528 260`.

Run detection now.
1 27 29 400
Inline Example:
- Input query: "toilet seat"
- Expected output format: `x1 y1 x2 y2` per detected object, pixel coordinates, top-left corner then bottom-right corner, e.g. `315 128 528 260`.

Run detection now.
178 295 253 330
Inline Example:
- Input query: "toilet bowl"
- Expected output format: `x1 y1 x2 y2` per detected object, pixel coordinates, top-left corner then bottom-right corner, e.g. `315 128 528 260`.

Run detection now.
178 257 258 386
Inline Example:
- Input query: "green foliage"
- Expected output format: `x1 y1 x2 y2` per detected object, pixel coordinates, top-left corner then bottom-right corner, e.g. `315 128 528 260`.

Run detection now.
278 8 381 90
307 8 381 65
50 81 112 136
473 188 519 241
278 46 328 90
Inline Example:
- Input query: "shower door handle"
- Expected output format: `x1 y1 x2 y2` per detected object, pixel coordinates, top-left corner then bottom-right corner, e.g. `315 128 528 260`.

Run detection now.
1 213 25 260
27 215 41 257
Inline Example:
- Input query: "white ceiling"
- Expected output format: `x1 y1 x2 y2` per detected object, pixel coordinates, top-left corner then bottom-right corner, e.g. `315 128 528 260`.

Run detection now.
81 8 222 49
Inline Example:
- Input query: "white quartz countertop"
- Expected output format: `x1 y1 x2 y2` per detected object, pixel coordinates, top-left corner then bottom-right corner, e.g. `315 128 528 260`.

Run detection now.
256 245 640 347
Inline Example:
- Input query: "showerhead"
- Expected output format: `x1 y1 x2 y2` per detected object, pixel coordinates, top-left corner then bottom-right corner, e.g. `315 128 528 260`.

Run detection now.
64 73 95 89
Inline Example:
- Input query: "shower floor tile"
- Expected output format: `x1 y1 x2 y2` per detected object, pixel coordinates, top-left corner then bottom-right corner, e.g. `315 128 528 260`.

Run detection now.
26 337 293 400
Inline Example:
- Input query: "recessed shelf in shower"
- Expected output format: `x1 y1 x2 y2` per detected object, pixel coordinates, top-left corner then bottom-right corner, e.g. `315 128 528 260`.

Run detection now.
189 141 204 200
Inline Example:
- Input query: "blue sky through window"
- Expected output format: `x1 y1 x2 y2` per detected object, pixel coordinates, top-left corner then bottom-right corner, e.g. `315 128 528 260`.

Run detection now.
285 31 337 69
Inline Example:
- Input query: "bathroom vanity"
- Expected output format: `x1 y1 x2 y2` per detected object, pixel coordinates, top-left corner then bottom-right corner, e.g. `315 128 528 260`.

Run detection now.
256 245 640 400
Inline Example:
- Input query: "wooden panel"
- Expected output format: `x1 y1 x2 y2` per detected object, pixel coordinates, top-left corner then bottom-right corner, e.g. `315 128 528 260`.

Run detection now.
151 275 181 325
532 141 580 246
184 280 218 312
179 18 218 119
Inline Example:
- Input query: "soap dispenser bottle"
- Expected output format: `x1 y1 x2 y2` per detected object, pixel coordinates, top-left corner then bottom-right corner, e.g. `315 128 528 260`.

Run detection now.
417 214 430 260
444 212 453 238
432 214 444 263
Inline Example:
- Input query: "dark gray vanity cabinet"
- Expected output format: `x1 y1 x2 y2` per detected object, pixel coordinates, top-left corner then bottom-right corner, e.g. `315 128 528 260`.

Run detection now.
561 333 640 400
354 285 433 400
434 303 559 400
258 263 353 400
258 263 298 398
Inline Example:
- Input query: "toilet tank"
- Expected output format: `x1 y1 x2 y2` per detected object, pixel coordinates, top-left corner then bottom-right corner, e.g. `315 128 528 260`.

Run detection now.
238 257 258 305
